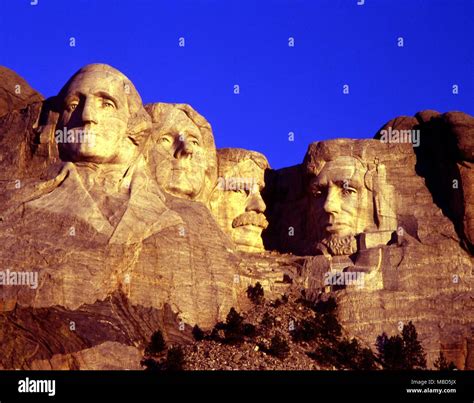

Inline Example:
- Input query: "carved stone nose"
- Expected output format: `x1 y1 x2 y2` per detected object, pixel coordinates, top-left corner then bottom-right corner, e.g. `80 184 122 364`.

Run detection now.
323 186 341 214
246 192 266 213
81 98 98 125
174 140 193 159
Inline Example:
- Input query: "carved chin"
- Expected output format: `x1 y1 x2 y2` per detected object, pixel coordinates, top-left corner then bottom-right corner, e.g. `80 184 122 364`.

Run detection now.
167 183 196 199
167 179 200 199
166 170 204 199
232 225 264 252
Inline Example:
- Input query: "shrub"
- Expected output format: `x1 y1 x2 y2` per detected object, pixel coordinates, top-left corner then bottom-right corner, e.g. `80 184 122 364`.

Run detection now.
291 318 319 342
434 352 457 371
247 282 265 305
292 313 341 342
225 308 244 332
166 346 185 371
218 307 248 344
271 298 282 308
261 312 275 328
314 297 337 315
309 338 376 370
268 333 290 359
291 297 341 342
144 330 166 356
141 357 161 371
318 312 342 339
242 323 257 338
208 308 259 344
336 338 377 370
192 325 205 341
209 322 226 341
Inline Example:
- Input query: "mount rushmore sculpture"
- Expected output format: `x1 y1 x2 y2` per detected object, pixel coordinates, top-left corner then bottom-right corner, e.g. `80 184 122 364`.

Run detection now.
0 64 472 369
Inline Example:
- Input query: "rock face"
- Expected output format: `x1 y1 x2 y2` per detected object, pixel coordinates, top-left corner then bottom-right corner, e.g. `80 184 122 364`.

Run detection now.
0 67 43 118
374 111 474 254
264 133 473 368
29 342 143 370
0 65 239 369
0 65 473 370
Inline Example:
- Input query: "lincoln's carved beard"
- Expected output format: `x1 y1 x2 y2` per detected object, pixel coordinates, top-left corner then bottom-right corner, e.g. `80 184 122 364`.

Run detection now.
320 233 357 256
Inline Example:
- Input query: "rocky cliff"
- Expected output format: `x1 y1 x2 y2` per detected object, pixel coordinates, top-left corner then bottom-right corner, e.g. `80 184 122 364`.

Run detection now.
0 65 472 370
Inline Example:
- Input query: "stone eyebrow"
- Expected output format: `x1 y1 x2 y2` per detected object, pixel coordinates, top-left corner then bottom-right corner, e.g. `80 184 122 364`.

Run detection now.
223 177 255 190
176 127 202 143
187 131 202 141
94 91 120 107
63 92 81 102
335 179 360 189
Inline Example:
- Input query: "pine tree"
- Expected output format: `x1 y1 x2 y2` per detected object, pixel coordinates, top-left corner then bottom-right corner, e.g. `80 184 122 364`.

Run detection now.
145 330 166 356
376 322 426 369
166 346 185 371
268 333 290 359
192 325 205 341
434 352 457 371
401 321 427 369
223 307 245 344
247 282 265 305
376 333 405 369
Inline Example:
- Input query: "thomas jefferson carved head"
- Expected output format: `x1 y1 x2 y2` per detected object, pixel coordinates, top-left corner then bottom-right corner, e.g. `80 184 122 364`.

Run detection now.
145 103 217 203
304 140 396 255
210 148 269 253
55 64 150 164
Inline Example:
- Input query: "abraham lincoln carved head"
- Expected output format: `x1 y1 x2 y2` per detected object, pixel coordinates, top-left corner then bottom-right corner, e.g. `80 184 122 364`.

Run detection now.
304 140 397 255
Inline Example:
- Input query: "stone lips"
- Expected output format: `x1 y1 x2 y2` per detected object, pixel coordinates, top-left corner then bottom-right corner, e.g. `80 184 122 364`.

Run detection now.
0 65 473 369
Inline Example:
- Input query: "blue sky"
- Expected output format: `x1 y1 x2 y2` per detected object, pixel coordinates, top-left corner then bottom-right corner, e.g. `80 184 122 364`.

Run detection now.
1 0 472 168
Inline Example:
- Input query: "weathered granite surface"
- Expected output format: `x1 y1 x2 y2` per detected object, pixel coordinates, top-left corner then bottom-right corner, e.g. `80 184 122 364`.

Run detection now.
0 64 472 369
0 66 43 118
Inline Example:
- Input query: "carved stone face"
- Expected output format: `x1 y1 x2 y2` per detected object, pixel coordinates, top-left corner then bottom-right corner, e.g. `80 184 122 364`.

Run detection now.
210 150 268 253
145 104 217 202
308 156 372 242
58 70 132 164
153 108 208 199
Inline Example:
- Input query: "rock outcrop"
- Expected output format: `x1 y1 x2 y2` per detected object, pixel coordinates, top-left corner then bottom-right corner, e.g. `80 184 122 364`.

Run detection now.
374 110 474 254
0 65 472 370
0 66 43 118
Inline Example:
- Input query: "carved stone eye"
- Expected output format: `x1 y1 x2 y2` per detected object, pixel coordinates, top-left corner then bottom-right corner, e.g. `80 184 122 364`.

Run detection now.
312 186 323 197
102 100 115 109
187 136 199 146
232 187 247 195
342 187 357 196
